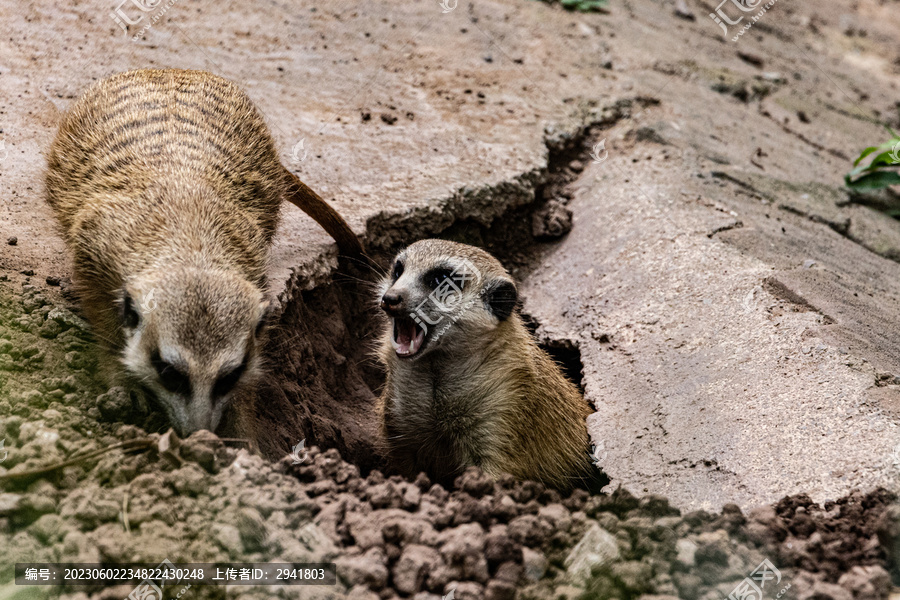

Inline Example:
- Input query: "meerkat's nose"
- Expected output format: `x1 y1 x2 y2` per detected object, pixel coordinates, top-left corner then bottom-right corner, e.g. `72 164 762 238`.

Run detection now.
381 291 404 314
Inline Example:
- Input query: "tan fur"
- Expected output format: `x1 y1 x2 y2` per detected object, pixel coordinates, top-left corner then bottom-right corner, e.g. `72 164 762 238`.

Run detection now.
44 68 360 436
376 240 595 489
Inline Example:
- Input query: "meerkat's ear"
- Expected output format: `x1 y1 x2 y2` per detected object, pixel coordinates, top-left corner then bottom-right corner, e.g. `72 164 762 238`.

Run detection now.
484 278 518 321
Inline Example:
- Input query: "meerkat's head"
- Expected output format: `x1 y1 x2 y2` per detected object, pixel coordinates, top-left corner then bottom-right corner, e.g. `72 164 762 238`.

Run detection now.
379 240 518 360
116 267 268 436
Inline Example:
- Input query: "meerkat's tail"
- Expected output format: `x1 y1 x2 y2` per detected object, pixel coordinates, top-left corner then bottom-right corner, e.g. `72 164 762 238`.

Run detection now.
282 168 366 258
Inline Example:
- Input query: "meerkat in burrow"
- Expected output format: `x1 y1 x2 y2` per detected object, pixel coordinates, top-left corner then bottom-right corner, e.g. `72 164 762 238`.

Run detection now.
375 239 597 489
45 68 363 437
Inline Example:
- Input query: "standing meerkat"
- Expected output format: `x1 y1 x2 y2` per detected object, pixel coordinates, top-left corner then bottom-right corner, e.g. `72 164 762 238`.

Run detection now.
376 239 597 489
45 68 363 436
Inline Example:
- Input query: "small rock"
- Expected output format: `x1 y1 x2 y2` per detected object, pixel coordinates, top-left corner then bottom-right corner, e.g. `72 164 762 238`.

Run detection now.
212 523 243 555
448 581 484 600
760 72 786 83
65 351 91 370
673 0 695 20
336 547 389 590
368 481 402 508
171 463 208 496
695 530 730 566
508 514 550 546
564 522 619 582
538 503 571 531
716 502 746 532
639 494 678 517
348 585 380 600
522 547 547 582
180 430 225 473
45 276 61 286
837 565 891 600
552 584 583 600
793 572 853 600
456 467 494 498
7 237 17 245
235 507 267 553
610 561 653 594
490 494 518 521
494 561 523 584
47 307 87 330
737 51 765 67
97 387 133 422
484 525 521 566
393 544 442 595
0 493 23 516
484 579 516 600
28 513 68 544
532 200 573 240
675 538 697 568
439 522 486 565
38 319 63 339
401 483 422 510
414 472 431 491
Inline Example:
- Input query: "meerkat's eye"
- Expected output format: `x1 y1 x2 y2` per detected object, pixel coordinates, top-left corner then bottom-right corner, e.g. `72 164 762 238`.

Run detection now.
392 260 404 280
425 268 454 290
213 360 247 399
151 351 191 396
121 292 140 329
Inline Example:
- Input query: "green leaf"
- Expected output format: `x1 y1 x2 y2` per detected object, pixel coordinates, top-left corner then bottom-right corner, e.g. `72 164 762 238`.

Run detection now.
853 146 881 167
846 133 900 192
559 0 608 11
846 170 900 191
867 150 900 170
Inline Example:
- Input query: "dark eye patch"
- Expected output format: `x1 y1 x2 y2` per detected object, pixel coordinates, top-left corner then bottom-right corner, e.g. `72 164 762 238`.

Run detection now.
213 359 247 399
392 260 404 281
151 351 191 396
121 292 139 329
423 267 455 290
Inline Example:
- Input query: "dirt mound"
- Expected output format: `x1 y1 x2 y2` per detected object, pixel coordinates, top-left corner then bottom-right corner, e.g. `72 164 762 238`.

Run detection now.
289 446 897 600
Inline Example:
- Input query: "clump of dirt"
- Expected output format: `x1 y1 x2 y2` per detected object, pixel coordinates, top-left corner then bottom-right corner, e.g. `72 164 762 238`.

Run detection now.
771 492 894 580
286 446 897 600
0 279 349 599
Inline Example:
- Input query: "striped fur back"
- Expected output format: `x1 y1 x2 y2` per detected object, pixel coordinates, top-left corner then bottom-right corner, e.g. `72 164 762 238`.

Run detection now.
46 68 283 241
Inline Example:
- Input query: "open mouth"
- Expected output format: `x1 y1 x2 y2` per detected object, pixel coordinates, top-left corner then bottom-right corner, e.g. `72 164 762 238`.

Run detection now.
391 317 427 358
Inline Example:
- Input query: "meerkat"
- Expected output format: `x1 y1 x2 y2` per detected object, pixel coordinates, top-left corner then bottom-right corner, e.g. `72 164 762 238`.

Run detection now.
45 68 363 437
375 239 597 489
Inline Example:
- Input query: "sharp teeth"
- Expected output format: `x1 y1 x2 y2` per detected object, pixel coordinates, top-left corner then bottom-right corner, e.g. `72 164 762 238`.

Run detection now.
392 318 425 357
